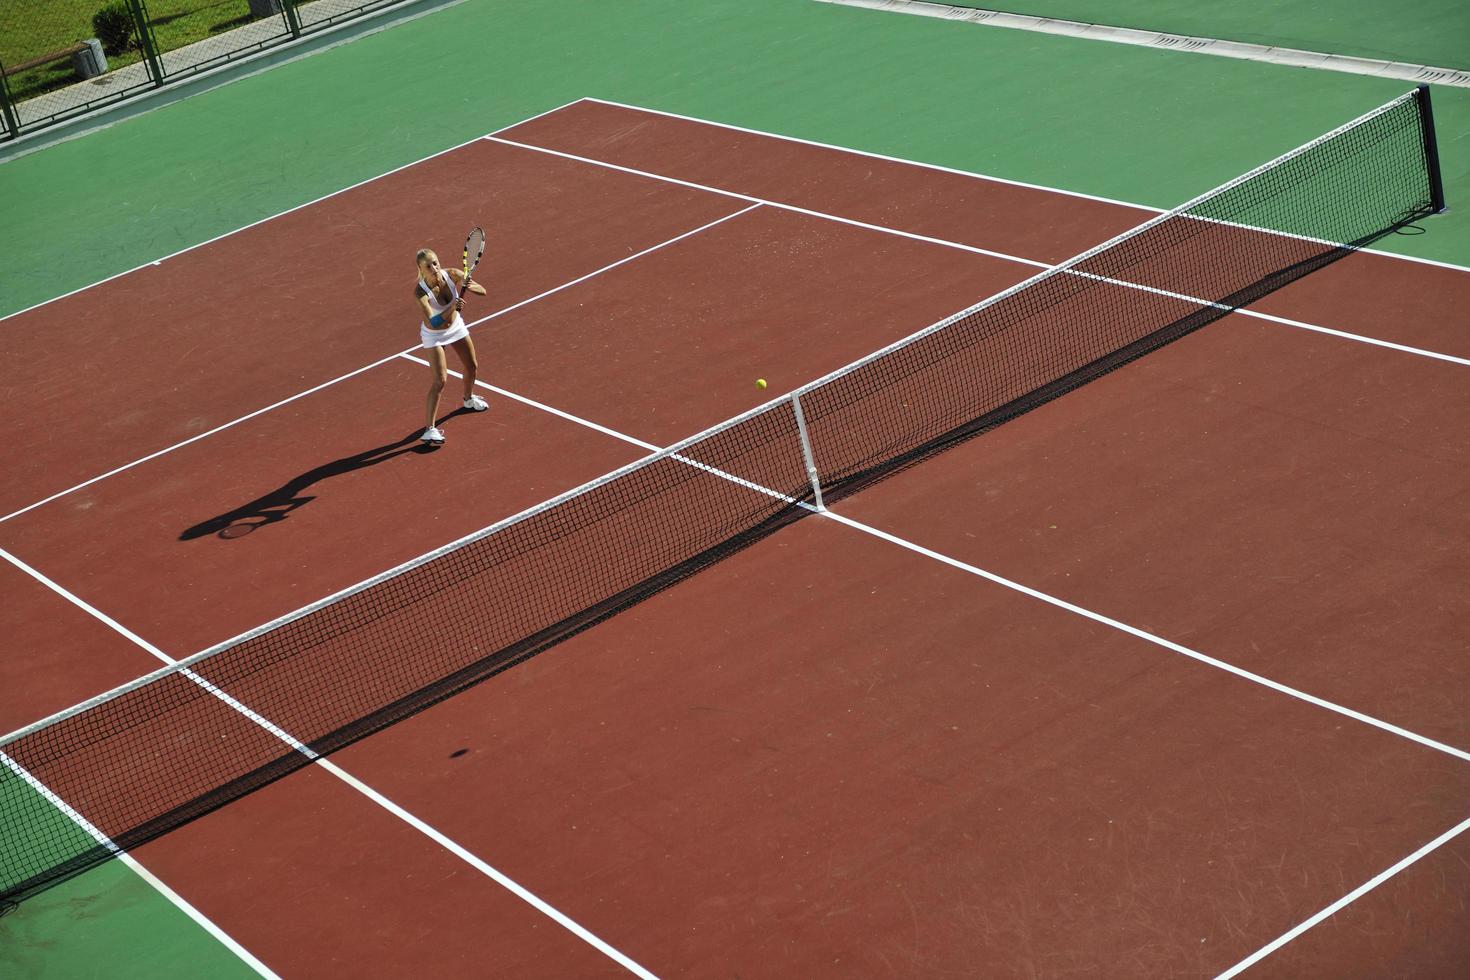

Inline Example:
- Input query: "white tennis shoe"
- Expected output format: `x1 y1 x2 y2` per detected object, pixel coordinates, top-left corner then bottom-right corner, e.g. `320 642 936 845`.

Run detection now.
463 394 489 412
421 426 445 445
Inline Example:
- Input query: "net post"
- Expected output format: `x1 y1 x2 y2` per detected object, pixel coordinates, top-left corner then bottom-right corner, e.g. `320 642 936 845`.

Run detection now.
1415 85 1448 214
789 393 825 511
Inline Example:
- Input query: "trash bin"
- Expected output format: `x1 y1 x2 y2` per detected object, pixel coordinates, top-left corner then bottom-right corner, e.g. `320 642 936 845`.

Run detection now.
71 38 108 80
248 0 283 17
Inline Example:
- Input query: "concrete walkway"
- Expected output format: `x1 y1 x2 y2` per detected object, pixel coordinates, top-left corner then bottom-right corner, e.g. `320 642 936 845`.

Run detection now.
12 0 394 129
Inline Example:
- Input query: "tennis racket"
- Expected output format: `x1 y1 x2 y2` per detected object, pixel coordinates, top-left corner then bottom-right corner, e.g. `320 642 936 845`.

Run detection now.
459 225 486 308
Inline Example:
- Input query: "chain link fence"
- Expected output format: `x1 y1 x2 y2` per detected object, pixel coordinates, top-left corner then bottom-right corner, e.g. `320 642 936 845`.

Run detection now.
0 0 413 139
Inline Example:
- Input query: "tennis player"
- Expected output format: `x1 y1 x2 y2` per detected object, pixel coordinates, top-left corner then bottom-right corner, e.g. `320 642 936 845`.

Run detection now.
415 247 489 445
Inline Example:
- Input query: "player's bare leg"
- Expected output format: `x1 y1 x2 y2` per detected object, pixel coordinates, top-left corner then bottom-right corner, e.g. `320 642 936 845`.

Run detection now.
422 345 448 443
453 337 488 412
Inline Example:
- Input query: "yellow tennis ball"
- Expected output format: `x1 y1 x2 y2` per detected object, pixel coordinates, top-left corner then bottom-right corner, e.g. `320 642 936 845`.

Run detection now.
756 378 768 390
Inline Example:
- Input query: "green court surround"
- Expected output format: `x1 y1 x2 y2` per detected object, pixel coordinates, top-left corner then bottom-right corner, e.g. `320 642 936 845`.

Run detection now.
943 0 1470 72
1 0 1465 973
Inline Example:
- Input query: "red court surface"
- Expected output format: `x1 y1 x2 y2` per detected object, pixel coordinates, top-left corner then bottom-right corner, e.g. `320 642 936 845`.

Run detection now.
0 137 743 518
134 518 1470 976
479 204 1027 445
0 561 155 732
139 764 629 978
502 99 1470 360
3 99 1467 977
1245 832 1470 977
1 360 643 654
839 306 1470 750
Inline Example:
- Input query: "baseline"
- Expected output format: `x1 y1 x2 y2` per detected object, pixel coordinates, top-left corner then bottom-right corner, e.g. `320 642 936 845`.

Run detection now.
500 99 1470 363
0 202 759 526
581 97 1470 274
0 135 746 518
488 134 1470 367
8 96 1461 526
0 99 583 324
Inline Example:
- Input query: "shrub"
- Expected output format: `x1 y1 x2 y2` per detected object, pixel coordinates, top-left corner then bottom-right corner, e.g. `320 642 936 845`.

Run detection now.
92 3 136 57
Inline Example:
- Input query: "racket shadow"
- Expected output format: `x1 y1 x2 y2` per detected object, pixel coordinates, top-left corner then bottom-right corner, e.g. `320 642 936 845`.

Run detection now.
180 431 435 541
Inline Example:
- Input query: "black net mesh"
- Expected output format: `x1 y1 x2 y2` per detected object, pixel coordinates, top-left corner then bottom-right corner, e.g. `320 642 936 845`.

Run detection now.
799 90 1438 498
0 89 1441 902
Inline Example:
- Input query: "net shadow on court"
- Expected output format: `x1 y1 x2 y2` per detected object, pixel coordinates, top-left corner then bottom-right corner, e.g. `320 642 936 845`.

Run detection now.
0 86 1446 906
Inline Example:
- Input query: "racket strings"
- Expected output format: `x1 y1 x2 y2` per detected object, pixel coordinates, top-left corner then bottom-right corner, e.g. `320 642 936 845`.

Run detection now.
464 226 486 278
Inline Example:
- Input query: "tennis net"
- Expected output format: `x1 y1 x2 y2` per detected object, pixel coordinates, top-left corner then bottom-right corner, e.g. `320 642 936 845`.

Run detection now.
0 86 1445 904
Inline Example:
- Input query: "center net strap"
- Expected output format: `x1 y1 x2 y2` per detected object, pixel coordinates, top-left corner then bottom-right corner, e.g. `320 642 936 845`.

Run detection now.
0 87 1442 903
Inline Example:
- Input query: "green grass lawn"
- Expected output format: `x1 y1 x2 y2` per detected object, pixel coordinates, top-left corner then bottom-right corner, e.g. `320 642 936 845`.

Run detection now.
0 0 279 104
1 1 131 103
147 0 282 61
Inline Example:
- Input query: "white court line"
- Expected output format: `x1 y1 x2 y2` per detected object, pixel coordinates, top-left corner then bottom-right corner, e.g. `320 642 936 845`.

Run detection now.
0 99 588 324
1198 304 1470 367
0 751 279 979
8 361 1463 977
11 299 1465 978
316 759 656 977
489 135 1048 267
400 358 1470 771
0 201 761 526
0 545 659 978
6 94 1455 974
7 110 1462 525
118 853 281 977
1216 814 1470 978
817 511 1470 766
9 91 1462 328
580 97 1470 276
0 350 403 525
409 356 813 509
398 364 1470 973
1061 266 1470 368
399 354 662 450
490 135 1470 369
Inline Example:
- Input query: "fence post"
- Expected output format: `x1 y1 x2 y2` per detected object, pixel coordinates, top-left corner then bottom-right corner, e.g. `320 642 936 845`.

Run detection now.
124 0 166 87
0 60 19 140
281 0 303 38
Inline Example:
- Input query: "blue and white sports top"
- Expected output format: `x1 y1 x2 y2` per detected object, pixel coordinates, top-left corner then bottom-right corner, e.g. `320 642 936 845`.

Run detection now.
418 270 461 328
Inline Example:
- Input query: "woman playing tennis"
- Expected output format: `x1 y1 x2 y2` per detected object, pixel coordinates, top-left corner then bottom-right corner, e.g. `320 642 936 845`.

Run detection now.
415 246 488 445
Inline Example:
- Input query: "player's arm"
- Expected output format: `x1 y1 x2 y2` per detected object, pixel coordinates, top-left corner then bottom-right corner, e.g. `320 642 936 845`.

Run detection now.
447 267 486 297
416 292 447 328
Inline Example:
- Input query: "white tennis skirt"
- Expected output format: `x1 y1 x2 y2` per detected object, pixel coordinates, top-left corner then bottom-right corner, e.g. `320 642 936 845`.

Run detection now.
420 316 470 349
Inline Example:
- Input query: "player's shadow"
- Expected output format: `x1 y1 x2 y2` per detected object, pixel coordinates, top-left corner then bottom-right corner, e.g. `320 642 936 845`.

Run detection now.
180 430 437 541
